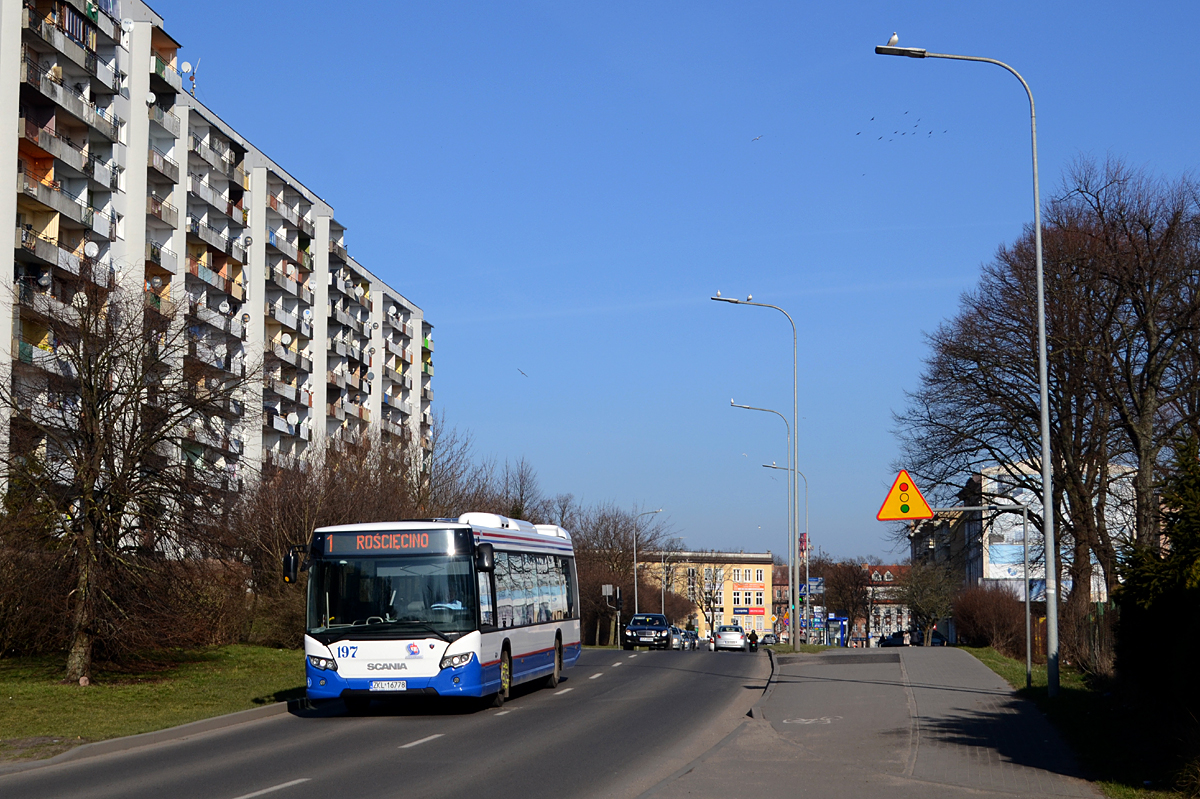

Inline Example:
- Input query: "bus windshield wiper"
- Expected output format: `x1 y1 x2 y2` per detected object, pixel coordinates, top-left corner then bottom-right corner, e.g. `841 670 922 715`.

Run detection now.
388 620 452 642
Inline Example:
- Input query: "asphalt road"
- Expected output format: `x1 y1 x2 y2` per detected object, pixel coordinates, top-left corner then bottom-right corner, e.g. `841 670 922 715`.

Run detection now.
1 647 769 799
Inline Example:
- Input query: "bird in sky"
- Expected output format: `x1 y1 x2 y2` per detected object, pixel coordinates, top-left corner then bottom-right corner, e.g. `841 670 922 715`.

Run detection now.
517 368 528 377
887 32 898 46
751 135 763 142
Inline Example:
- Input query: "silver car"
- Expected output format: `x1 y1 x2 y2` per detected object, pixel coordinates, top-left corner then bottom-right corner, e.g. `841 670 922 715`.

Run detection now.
714 625 748 652
669 626 685 650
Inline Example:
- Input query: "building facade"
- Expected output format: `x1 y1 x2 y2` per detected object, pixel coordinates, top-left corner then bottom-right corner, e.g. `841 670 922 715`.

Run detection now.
642 551 773 638
2 0 432 484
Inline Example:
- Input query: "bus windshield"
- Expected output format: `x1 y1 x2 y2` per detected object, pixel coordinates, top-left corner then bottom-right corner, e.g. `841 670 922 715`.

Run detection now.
307 554 477 641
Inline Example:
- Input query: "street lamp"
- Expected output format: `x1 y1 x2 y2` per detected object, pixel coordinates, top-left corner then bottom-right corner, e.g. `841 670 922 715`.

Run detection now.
874 40 1059 697
712 293 799 649
731 400 794 639
632 508 663 614
764 462 809 644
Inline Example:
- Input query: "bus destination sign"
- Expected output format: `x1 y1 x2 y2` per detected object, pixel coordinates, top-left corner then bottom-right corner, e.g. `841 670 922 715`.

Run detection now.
325 529 455 555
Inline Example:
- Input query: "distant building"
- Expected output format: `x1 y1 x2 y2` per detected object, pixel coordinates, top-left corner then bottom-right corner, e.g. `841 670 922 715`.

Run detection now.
640 551 773 638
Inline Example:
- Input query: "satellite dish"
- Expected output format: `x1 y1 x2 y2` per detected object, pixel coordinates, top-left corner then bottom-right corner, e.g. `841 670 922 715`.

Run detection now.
280 333 292 346
84 241 99 258
37 273 51 287
368 346 376 355
150 276 163 289
355 285 365 296
367 372 375 381
218 300 230 314
287 412 299 426
145 91 156 106
121 18 134 33
244 236 253 246
241 313 250 323
389 306 398 316
302 308 313 320
372 321 379 330
180 61 192 74
208 377 218 388
284 263 295 276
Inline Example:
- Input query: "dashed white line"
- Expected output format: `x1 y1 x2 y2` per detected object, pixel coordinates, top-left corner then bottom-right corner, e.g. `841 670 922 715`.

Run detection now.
399 733 445 749
590 672 603 679
494 710 511 716
555 687 574 695
628 654 637 658
230 779 311 799
611 662 622 667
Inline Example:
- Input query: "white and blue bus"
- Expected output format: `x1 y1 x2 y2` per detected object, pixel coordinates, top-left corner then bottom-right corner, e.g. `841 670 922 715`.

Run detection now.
284 512 581 709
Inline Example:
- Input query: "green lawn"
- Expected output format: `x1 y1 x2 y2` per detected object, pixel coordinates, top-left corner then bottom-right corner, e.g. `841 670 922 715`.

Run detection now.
961 646 1185 799
0 645 305 762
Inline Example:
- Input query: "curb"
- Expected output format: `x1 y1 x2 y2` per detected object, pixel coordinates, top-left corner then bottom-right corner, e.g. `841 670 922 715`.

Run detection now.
749 648 777 720
0 697 310 776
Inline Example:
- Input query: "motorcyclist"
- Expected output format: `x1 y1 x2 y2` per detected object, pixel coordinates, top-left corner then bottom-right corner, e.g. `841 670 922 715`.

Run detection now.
748 628 759 652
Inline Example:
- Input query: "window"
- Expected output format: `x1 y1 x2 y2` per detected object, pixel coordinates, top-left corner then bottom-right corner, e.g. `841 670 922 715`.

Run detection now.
732 591 741 606
733 568 742 582
714 568 724 584
756 569 764 582
479 572 494 627
755 591 764 606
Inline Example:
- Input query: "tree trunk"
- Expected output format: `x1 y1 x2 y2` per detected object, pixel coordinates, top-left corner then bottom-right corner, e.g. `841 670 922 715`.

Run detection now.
65 548 93 683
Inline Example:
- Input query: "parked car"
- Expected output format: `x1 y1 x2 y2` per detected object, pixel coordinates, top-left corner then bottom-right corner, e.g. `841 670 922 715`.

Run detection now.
760 633 778 646
714 625 748 652
684 630 700 650
910 629 948 647
880 631 908 647
623 613 672 650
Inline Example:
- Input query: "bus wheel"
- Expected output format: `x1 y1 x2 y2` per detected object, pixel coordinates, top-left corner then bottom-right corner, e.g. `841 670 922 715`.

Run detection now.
492 650 512 707
544 640 562 688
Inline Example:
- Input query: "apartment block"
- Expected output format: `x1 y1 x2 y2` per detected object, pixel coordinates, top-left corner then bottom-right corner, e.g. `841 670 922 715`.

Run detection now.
0 0 433 484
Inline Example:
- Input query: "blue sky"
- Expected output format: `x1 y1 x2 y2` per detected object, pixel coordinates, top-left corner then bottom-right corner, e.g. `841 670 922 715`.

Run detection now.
151 1 1199 560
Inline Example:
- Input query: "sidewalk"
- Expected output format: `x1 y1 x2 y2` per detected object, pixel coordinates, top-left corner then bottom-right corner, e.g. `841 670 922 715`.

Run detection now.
643 647 1101 798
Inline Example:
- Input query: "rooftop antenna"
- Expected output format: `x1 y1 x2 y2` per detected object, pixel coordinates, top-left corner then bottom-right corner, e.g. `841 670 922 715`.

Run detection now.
181 59 197 96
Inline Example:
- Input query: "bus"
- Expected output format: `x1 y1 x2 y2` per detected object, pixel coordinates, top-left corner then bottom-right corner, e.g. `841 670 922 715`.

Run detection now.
284 512 581 710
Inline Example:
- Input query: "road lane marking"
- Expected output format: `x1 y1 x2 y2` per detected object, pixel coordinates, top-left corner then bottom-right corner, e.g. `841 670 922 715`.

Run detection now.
590 672 603 679
628 654 637 658
555 687 573 695
611 662 622 667
399 733 445 749
494 710 511 716
230 779 311 799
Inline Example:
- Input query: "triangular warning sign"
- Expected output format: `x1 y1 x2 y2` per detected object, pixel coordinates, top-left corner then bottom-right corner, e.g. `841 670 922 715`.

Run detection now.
877 470 934 521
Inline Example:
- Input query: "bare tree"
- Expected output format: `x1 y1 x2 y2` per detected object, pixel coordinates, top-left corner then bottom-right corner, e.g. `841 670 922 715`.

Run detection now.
3 273 253 681
896 561 957 645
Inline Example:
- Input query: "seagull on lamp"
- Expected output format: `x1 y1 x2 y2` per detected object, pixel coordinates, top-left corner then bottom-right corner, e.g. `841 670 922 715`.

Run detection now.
886 32 898 46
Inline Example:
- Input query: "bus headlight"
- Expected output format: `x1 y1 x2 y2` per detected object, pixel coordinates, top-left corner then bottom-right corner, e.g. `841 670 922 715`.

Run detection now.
308 655 338 671
440 652 474 670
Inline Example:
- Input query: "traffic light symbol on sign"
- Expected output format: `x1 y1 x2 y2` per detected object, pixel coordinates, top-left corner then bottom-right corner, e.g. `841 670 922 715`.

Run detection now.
877 469 934 521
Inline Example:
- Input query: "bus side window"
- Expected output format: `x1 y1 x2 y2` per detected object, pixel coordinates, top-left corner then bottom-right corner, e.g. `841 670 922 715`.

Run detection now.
563 557 577 619
495 552 514 628
478 571 495 628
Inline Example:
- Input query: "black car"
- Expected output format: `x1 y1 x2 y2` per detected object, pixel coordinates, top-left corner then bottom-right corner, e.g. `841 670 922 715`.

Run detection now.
623 613 672 650
911 628 948 646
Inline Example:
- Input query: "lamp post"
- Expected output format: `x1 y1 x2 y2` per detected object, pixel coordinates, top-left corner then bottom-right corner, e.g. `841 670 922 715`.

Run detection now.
764 462 809 644
712 294 799 649
632 508 663 614
874 41 1059 697
731 400 793 636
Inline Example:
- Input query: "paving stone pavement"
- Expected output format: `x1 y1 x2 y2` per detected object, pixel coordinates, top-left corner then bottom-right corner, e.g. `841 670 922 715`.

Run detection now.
644 647 1102 798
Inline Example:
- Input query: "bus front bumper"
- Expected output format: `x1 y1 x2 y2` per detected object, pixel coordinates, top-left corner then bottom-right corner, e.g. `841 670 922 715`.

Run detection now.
306 657 499 700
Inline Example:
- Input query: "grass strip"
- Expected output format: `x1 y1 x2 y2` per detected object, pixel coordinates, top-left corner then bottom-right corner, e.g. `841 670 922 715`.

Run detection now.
961 646 1183 799
0 645 304 762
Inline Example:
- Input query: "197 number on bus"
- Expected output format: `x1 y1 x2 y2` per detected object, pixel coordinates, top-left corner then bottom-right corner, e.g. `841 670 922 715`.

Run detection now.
336 645 358 659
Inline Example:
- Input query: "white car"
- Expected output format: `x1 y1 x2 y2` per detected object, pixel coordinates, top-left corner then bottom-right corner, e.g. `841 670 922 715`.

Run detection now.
714 625 748 652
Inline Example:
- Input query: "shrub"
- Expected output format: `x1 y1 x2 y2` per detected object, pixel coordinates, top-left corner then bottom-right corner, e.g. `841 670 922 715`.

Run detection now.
953 583 1024 657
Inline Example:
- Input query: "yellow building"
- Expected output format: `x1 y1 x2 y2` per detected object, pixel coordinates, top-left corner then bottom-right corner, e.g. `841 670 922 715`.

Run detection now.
640 551 774 638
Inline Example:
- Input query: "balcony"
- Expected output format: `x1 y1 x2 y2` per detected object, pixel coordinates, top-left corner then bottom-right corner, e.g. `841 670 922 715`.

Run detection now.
147 241 178 273
146 196 178 228
185 256 230 294
267 377 297 402
328 239 348 262
266 228 299 261
17 227 82 277
20 57 119 141
423 336 435 353
13 336 74 378
18 116 86 173
188 133 234 175
186 216 231 253
187 173 228 213
327 400 346 421
267 301 298 330
148 104 181 137
422 386 434 402
422 362 434 377
24 9 120 92
269 268 299 297
17 168 93 227
148 148 180 183
17 282 79 325
151 51 183 92
272 343 300 367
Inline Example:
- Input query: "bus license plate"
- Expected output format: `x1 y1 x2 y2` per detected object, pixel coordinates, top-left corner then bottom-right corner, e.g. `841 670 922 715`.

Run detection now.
369 680 406 691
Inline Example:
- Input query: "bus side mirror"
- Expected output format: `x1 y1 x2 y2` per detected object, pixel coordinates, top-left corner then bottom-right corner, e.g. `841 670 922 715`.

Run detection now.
282 550 299 584
475 543 495 572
